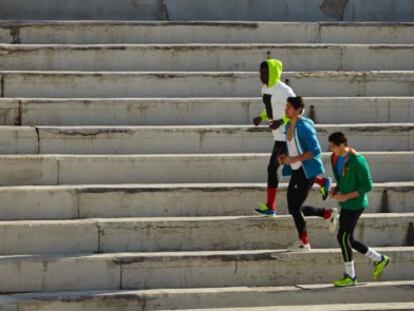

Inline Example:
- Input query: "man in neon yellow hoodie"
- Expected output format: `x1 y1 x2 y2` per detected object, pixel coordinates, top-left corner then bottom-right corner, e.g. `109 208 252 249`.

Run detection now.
253 59 331 216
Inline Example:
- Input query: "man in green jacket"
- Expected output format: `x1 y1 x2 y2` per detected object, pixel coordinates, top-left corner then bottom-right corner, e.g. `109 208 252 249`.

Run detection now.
329 132 390 287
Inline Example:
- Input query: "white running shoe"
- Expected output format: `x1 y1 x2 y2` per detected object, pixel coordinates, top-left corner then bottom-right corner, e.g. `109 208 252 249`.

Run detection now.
287 240 311 252
328 208 339 234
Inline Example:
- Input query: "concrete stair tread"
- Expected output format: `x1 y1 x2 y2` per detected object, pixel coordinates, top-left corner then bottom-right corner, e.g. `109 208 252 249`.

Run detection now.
1 21 413 45
0 151 412 157
0 246 411 293
1 43 413 72
4 69 414 74
30 123 414 129
0 182 410 220
1 212 412 224
1 97 413 126
0 181 413 189
0 152 410 185
162 302 414 311
1 280 413 310
2 70 414 98
3 43 414 47
0 123 412 154
0 246 411 261
1 213 411 254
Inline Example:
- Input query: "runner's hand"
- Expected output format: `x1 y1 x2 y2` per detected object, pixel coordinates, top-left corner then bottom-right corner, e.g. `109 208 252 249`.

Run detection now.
269 119 283 130
333 193 348 202
253 116 262 126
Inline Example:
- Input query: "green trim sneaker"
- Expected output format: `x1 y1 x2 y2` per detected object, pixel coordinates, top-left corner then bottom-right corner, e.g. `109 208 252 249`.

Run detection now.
334 274 358 287
254 203 276 217
373 255 390 281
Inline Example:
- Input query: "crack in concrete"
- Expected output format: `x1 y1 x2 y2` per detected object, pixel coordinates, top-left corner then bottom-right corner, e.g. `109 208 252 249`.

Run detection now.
0 74 4 98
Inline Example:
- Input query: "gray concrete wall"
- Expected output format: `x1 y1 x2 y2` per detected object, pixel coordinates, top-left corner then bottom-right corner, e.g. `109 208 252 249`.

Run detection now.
0 153 411 186
2 71 414 98
0 0 168 20
0 248 411 293
0 183 411 220
1 22 413 44
2 281 414 311
0 0 413 21
0 124 408 155
1 44 413 72
0 98 412 126
0 214 411 254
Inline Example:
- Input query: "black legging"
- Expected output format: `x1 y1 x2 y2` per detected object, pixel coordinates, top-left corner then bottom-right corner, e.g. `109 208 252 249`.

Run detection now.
287 167 326 236
337 208 369 262
268 141 287 188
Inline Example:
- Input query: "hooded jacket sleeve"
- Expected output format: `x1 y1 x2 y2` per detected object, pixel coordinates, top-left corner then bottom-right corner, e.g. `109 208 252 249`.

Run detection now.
355 155 373 196
299 120 322 157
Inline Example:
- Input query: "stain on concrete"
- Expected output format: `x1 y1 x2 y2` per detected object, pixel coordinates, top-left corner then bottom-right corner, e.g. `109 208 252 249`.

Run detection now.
46 128 134 137
406 222 414 246
320 0 349 20
8 26 21 44
380 190 390 213
0 74 4 98
15 99 22 126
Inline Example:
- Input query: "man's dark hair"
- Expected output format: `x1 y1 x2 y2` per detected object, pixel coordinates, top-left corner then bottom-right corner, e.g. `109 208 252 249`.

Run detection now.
329 131 348 146
287 96 305 113
260 61 268 69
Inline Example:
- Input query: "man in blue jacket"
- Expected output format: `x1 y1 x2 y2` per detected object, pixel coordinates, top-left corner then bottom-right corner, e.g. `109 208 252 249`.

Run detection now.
279 97 337 251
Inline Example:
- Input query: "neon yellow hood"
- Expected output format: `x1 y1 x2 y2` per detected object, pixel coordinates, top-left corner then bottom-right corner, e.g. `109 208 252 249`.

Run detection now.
265 59 283 88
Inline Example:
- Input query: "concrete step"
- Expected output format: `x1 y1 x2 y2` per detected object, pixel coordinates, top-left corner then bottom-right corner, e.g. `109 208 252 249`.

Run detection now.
1 124 413 154
1 281 413 311
1 22 413 45
0 247 411 293
0 214 411 255
172 302 414 311
6 124 412 154
0 0 413 21
2 44 414 72
2 71 414 98
0 182 411 220
1 97 413 126
0 152 411 186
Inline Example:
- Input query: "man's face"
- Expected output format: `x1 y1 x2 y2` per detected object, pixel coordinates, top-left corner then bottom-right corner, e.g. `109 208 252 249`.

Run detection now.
260 65 269 85
329 142 341 156
285 101 299 119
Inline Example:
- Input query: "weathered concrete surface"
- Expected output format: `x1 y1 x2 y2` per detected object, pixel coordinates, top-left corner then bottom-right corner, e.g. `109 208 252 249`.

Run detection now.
0 182 411 220
1 281 413 311
0 126 37 154
1 44 414 71
0 97 411 126
342 0 414 22
119 248 413 289
2 71 414 98
0 186 78 220
0 155 58 186
1 0 413 21
0 98 19 125
0 248 411 293
0 253 121 293
99 214 414 253
0 153 411 186
0 214 410 254
32 124 414 154
163 302 414 311
0 219 99 254
0 0 168 21
1 22 414 44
